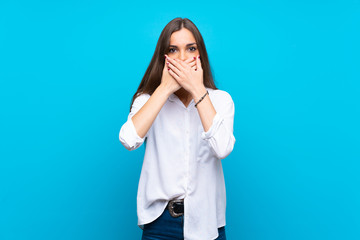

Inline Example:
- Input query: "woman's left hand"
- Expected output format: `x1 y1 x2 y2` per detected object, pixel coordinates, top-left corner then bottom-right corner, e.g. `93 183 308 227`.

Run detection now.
165 55 205 97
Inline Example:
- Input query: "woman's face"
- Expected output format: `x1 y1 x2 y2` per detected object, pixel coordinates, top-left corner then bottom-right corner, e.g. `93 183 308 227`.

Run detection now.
167 28 199 61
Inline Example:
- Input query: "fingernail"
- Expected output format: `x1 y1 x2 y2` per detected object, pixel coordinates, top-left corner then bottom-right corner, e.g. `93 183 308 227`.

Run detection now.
168 68 170 71
198 55 200 59
193 57 196 60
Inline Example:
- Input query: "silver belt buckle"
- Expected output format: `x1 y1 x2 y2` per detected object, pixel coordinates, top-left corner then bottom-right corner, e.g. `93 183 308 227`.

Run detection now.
167 199 184 218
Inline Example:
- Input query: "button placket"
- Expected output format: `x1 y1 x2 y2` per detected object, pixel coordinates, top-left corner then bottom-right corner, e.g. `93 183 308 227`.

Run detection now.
186 109 191 191
184 110 191 194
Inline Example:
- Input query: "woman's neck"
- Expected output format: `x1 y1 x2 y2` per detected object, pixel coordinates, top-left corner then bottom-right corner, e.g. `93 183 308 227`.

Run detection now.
174 88 192 107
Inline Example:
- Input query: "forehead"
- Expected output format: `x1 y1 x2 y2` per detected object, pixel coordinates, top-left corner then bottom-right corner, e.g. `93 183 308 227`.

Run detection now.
169 28 196 46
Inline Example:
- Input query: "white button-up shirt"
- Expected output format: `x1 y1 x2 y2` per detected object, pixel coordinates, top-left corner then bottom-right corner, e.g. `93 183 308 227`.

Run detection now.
119 87 235 240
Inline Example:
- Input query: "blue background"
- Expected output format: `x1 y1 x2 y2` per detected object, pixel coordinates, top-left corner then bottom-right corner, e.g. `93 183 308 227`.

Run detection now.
1 0 359 239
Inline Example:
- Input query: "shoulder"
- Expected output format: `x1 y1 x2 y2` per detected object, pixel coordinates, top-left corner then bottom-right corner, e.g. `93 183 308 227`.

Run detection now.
130 92 151 113
135 92 151 100
133 92 151 105
206 88 234 104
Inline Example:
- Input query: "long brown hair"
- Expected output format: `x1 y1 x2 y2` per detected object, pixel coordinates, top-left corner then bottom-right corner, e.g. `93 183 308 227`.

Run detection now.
129 17 217 111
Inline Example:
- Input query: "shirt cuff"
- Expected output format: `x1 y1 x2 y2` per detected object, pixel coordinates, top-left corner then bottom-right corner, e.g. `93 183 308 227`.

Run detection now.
120 117 146 149
201 113 224 140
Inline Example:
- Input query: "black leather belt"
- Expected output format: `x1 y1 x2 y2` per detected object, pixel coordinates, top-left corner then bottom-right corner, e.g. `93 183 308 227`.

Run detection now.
167 199 184 218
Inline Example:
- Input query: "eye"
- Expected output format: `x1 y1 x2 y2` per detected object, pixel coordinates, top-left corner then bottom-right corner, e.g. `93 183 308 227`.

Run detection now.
169 48 177 53
189 47 197 51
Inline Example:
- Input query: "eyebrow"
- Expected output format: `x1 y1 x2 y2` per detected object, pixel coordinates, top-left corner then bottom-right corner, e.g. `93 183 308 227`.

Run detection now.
169 42 197 48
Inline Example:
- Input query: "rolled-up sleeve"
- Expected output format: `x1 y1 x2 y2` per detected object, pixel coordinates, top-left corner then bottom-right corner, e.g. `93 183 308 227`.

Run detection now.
201 92 236 159
119 93 151 151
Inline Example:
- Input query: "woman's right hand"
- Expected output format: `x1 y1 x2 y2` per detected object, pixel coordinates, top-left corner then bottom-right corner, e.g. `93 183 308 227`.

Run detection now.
160 56 197 94
160 57 181 94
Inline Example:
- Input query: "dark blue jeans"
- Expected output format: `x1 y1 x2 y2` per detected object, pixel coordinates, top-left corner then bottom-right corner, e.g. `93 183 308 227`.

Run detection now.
141 207 226 240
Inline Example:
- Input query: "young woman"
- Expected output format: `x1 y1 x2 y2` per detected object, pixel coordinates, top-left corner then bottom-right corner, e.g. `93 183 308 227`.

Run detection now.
119 17 235 240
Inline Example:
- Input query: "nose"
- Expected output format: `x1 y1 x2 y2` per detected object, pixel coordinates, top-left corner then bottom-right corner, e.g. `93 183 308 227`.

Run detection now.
179 51 186 61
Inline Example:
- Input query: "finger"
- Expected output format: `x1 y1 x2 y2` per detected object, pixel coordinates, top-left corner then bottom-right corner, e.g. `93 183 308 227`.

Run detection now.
184 57 196 64
196 55 202 70
164 58 168 71
165 55 181 70
184 58 196 69
165 56 195 72
176 59 191 70
165 55 185 72
184 57 196 68
188 61 196 68
168 61 182 77
165 58 173 73
168 68 181 82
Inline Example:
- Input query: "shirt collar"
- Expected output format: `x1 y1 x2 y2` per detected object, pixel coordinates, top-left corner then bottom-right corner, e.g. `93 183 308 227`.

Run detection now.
168 93 177 102
168 88 212 102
